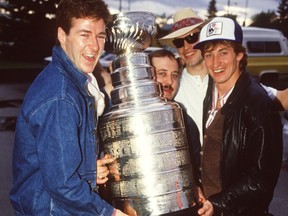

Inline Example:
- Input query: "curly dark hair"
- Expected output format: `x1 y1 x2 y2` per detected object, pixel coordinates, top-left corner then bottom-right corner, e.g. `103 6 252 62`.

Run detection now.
56 0 111 44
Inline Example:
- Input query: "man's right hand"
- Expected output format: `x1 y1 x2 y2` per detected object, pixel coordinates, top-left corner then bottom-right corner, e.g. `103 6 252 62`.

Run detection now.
114 209 129 216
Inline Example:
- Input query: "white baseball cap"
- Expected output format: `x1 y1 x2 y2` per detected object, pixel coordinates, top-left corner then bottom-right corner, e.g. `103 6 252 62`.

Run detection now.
194 17 243 50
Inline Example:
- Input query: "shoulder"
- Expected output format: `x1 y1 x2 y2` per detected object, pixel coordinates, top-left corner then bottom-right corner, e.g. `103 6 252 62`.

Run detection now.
22 69 85 119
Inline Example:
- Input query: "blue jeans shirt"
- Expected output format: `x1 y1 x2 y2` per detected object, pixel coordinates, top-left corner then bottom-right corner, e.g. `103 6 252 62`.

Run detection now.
10 46 114 216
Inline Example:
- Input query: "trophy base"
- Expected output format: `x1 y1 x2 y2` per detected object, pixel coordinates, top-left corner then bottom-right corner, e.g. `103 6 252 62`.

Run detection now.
160 204 202 216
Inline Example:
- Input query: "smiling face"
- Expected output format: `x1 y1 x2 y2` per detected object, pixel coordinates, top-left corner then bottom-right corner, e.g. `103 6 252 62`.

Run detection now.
151 55 180 100
177 29 204 69
203 42 244 90
58 17 106 74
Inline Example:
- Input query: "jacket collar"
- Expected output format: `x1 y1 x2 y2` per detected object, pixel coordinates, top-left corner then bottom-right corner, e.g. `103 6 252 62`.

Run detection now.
221 71 251 113
52 45 89 95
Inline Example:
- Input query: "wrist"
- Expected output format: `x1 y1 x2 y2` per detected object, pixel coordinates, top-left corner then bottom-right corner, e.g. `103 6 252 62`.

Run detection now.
112 209 116 216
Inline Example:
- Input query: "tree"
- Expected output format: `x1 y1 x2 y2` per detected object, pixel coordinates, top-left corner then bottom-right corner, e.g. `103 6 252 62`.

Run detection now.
249 1 288 38
0 2 15 58
277 0 288 22
273 0 288 38
250 10 277 28
207 0 217 19
1 0 59 61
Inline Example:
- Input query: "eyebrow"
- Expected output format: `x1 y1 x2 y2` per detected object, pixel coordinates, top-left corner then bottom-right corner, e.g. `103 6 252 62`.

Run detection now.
206 46 230 53
98 31 107 36
156 69 169 72
77 29 107 36
218 47 229 52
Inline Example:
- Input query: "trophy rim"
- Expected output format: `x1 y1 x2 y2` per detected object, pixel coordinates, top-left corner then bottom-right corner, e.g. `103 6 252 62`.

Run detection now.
111 11 156 19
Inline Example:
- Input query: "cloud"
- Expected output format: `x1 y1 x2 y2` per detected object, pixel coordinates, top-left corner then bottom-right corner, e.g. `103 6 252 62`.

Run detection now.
104 0 279 26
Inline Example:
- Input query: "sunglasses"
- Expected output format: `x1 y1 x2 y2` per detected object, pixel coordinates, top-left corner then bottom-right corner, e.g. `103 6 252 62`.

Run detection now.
172 32 200 48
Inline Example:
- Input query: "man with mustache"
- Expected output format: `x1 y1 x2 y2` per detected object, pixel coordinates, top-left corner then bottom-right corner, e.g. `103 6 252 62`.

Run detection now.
149 49 202 207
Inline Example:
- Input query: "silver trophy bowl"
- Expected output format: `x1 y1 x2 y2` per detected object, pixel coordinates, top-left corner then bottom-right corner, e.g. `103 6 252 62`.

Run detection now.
99 11 197 216
105 11 157 54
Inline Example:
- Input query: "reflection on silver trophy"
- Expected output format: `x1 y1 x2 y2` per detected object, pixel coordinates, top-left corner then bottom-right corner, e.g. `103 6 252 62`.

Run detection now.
99 11 197 216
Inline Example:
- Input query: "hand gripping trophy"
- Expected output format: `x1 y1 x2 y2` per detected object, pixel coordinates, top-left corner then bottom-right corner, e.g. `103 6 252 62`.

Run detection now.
99 11 198 216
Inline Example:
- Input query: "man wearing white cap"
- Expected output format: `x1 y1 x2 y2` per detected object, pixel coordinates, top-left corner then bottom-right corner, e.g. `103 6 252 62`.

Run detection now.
194 16 282 216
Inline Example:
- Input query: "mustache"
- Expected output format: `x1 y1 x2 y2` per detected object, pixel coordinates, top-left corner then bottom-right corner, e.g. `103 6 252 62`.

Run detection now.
162 84 174 91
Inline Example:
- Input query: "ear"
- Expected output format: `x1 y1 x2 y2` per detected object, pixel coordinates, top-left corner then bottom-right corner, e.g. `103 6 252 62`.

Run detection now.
236 52 244 62
57 27 66 46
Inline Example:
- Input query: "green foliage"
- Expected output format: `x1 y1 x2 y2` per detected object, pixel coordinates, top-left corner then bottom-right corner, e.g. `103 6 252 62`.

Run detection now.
250 0 288 38
277 0 288 20
274 0 288 38
207 0 217 19
1 0 288 61
1 0 59 61
250 10 277 27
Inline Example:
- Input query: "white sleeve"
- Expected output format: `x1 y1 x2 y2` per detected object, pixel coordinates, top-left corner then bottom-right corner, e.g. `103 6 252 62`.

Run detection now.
261 84 277 100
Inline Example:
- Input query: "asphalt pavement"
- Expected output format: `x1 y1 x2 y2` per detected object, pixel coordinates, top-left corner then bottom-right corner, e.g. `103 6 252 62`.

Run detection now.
0 82 287 216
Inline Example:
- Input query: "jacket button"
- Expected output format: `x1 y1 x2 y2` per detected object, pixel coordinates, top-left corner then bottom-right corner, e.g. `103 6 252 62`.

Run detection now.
91 128 97 135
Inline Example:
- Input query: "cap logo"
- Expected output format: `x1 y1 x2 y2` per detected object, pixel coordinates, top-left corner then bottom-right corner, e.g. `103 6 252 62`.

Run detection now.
207 21 223 37
172 17 203 32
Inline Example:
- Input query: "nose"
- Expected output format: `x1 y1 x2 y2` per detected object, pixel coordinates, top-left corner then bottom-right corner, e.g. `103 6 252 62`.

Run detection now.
90 38 100 52
164 74 173 85
183 40 190 49
183 39 198 49
213 55 220 67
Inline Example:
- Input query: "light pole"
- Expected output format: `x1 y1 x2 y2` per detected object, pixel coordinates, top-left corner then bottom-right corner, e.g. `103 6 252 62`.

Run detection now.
227 0 230 15
243 0 249 26
119 0 122 12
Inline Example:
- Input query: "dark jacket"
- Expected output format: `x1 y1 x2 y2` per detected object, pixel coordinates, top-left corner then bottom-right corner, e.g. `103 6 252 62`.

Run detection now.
203 72 283 216
181 106 202 187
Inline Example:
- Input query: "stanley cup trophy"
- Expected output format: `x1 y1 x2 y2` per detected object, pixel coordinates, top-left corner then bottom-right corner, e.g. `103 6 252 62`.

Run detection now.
99 11 198 216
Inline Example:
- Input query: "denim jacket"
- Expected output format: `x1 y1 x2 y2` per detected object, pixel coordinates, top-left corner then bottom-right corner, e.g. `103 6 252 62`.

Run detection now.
10 46 114 216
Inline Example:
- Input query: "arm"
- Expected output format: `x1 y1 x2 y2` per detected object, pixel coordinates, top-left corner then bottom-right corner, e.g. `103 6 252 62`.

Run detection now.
276 88 288 110
261 84 288 110
36 99 115 215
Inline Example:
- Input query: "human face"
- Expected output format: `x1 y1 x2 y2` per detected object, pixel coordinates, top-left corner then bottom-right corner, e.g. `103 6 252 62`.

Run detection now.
177 29 204 68
203 43 244 90
152 56 180 100
58 18 106 74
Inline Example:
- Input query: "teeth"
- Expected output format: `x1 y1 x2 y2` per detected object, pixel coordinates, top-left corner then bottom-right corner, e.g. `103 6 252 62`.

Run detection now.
185 52 194 57
84 54 95 62
214 69 224 73
85 54 94 58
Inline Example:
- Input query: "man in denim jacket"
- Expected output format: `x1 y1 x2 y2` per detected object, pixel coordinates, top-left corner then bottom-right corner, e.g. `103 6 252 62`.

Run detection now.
9 0 127 215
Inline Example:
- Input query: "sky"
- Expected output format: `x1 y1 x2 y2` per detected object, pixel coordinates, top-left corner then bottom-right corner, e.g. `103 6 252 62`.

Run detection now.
103 0 280 26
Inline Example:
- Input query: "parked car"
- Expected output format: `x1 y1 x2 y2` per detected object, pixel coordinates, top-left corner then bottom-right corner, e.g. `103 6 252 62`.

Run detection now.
242 27 288 88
